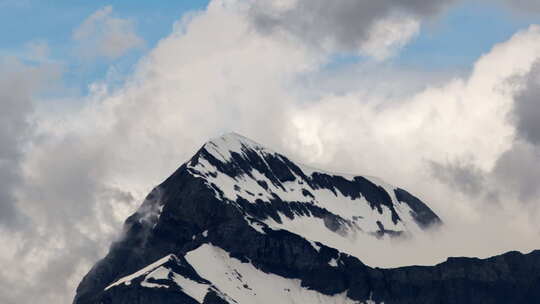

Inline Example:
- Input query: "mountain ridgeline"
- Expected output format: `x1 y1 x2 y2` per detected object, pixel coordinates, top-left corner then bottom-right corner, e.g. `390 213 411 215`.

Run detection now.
73 133 540 304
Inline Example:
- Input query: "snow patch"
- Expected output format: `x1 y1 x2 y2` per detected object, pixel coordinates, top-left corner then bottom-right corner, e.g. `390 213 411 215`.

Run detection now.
308 239 321 252
186 244 360 304
246 218 266 234
203 133 270 163
191 158 407 235
142 266 170 289
171 274 210 303
105 254 177 290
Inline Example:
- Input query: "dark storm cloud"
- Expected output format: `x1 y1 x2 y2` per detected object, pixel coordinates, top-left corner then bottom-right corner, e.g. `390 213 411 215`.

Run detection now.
248 0 455 53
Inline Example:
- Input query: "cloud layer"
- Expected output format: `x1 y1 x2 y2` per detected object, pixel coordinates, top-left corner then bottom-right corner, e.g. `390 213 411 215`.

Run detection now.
1 1 540 303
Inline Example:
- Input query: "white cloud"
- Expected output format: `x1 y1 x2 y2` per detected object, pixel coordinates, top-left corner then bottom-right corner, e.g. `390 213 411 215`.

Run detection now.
359 15 420 60
0 58 61 229
73 6 144 59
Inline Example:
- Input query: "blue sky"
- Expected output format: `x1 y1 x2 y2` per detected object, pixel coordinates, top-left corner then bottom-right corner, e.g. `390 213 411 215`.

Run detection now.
398 0 540 69
0 0 539 95
0 0 209 95
325 1 540 72
0 1 207 50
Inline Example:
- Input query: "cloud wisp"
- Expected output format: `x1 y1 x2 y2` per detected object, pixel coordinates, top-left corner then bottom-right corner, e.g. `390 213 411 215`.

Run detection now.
73 6 144 59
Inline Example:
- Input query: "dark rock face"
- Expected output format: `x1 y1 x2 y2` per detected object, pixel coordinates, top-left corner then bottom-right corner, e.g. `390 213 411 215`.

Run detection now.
393 188 440 229
73 134 540 304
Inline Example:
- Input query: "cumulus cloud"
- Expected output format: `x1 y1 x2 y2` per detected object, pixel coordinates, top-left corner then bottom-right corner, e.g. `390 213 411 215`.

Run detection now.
485 62 540 202
0 58 61 229
492 140 540 201
285 25 540 267
73 6 144 59
512 62 540 145
0 61 32 228
429 58 540 205
2 0 540 303
248 0 454 58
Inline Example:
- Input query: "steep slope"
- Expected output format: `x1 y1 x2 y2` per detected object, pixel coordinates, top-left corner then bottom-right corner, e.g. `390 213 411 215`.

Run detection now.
73 133 540 304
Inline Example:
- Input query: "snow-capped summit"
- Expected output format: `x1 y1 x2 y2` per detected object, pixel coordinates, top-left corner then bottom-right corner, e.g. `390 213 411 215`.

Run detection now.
73 133 540 304
189 133 441 244
201 132 268 161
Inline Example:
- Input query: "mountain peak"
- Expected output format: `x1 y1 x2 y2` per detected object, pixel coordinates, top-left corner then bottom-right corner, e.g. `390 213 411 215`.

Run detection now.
208 132 250 144
73 134 540 304
186 132 442 246
208 132 262 147
202 132 269 162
